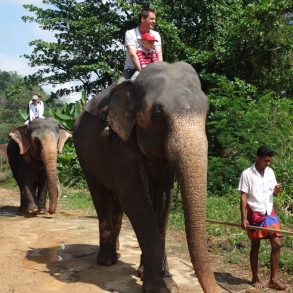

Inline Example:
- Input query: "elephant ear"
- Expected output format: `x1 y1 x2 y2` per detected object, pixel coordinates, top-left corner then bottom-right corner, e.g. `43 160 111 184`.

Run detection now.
107 80 136 142
57 129 72 153
9 125 30 155
84 76 125 117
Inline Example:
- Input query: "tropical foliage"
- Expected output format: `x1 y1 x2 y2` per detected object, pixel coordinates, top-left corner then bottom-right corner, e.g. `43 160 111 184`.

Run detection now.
0 70 45 143
1 1 292 195
22 0 292 96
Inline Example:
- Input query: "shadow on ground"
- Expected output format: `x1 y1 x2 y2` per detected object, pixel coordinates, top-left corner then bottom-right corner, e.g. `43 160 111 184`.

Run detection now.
0 205 18 217
215 272 250 286
25 243 141 292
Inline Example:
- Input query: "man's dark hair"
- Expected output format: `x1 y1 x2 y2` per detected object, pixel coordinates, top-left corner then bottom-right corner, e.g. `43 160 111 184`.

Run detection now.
257 145 275 157
139 8 156 24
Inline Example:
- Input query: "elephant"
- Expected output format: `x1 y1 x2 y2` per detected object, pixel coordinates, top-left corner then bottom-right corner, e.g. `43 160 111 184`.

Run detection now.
73 61 218 293
7 118 72 215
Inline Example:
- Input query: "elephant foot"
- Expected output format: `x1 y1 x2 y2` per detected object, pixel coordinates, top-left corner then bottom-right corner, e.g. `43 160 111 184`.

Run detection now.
19 205 39 216
97 249 118 266
143 277 179 293
137 263 144 279
100 126 112 137
138 265 172 281
38 207 48 214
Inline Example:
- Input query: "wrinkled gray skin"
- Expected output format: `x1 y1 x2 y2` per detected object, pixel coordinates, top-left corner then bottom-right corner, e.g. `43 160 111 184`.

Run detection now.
7 118 71 215
73 62 218 293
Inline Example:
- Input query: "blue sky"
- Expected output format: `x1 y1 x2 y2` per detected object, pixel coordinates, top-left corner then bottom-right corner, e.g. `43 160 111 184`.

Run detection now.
0 0 50 76
0 0 80 98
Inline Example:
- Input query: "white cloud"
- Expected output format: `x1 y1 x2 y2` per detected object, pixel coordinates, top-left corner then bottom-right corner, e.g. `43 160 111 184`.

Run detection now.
32 23 56 41
0 0 44 5
0 53 81 99
0 53 36 76
42 81 84 100
0 0 81 99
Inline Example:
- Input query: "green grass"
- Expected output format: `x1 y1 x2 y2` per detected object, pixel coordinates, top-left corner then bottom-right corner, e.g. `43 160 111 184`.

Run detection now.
59 186 94 211
1 175 292 277
0 176 18 189
206 191 293 278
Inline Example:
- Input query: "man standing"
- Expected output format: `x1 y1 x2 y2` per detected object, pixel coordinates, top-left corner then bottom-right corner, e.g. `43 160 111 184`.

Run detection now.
239 145 287 290
123 7 163 79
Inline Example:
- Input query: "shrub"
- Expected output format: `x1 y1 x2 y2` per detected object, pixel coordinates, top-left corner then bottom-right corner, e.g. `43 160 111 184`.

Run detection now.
202 73 292 194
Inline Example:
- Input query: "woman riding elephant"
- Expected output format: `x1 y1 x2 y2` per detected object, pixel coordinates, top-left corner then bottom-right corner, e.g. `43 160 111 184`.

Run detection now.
73 62 218 293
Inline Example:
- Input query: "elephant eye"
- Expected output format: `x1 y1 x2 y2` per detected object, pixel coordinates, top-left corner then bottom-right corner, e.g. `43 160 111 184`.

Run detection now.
152 104 164 120
34 137 41 147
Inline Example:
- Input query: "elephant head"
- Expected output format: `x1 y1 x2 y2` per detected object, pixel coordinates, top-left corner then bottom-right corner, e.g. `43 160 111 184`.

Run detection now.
103 62 217 292
9 118 72 214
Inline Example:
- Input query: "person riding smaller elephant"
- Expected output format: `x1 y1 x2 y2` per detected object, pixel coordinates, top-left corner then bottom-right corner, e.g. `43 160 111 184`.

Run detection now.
25 94 45 125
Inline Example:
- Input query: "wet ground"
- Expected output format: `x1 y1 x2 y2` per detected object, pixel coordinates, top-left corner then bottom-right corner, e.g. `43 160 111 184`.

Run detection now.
0 188 292 293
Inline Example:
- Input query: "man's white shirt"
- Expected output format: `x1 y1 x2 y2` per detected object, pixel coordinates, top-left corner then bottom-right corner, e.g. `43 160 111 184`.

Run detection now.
28 100 44 121
124 27 161 70
238 164 277 215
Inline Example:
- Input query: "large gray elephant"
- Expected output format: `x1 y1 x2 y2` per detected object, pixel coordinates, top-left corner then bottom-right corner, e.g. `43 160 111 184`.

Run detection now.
73 62 218 293
7 118 72 215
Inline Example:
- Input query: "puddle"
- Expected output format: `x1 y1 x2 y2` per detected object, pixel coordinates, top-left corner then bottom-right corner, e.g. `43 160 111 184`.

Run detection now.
0 210 17 217
23 244 66 268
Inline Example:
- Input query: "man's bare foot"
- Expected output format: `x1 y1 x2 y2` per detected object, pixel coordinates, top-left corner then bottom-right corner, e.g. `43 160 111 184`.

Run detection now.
252 279 265 289
269 279 287 291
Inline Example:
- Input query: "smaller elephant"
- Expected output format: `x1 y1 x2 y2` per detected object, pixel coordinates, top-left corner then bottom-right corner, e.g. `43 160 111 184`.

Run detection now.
7 118 71 215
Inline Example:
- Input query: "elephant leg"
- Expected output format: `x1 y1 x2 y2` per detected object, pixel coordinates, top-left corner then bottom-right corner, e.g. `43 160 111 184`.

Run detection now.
110 139 178 293
14 160 39 215
84 174 121 266
18 184 39 215
96 188 122 266
112 196 123 251
137 184 172 279
37 172 48 213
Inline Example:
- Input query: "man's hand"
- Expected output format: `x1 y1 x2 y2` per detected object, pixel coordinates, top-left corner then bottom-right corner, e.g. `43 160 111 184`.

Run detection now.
241 219 249 230
127 45 142 71
240 191 248 230
273 183 282 196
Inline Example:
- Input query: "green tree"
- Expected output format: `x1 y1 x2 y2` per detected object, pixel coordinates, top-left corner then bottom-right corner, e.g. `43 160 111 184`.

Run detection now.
204 73 292 193
0 70 45 142
23 1 292 96
157 0 293 96
23 0 127 96
21 0 292 194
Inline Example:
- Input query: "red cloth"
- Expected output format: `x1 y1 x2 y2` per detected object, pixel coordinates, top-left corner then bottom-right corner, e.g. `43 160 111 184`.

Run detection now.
247 206 281 239
136 50 158 68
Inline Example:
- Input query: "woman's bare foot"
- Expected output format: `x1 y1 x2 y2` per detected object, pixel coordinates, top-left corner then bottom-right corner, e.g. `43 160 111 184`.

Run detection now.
269 279 287 291
252 279 265 289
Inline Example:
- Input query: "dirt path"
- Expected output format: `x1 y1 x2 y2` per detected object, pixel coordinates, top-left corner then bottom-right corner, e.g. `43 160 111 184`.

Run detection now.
0 188 291 293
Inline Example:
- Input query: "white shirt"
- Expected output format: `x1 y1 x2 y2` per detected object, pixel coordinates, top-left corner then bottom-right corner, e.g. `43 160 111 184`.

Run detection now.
28 100 44 121
124 27 161 70
238 164 277 215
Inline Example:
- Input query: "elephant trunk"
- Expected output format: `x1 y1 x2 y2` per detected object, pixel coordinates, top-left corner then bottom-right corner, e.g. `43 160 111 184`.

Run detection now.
41 142 59 214
167 116 218 293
